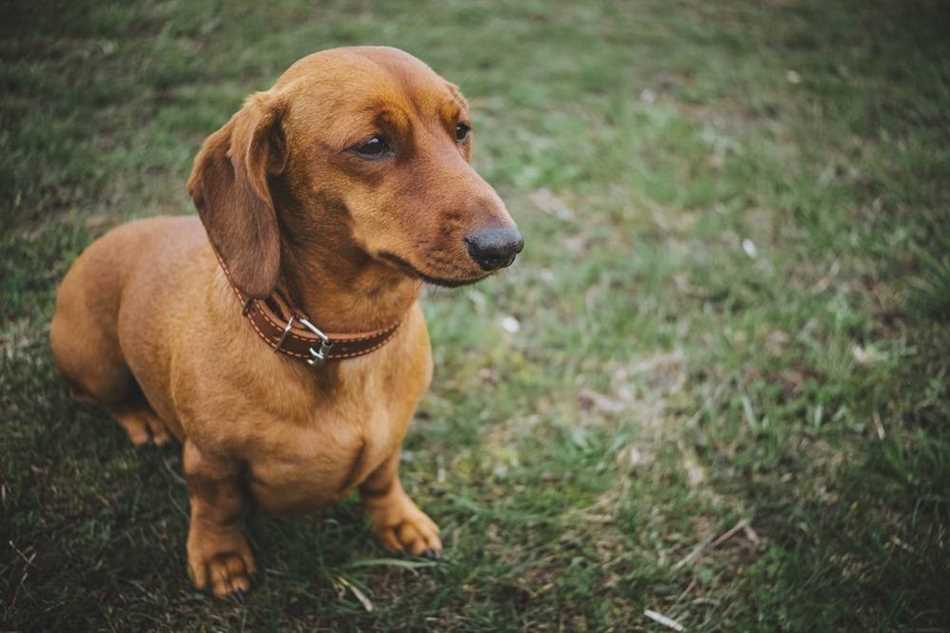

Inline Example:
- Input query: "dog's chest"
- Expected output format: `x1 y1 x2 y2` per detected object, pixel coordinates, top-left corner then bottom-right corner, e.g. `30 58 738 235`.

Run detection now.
245 386 412 513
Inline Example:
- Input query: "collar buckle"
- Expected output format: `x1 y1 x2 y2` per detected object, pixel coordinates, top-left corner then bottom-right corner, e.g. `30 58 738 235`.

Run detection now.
298 317 334 365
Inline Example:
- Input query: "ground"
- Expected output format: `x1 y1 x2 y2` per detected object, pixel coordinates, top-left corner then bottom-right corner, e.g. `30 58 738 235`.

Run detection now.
2 1 949 631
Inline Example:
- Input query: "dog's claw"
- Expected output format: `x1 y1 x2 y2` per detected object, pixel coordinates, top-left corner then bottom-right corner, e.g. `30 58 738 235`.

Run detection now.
230 588 246 604
422 548 442 560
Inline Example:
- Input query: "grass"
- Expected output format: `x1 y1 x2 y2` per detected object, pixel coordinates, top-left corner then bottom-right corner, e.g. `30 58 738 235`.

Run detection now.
2 0 950 630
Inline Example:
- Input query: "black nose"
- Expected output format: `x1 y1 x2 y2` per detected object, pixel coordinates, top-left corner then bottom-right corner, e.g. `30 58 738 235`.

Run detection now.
464 227 524 271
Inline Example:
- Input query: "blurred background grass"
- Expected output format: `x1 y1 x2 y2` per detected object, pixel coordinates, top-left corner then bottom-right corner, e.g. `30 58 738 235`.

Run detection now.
2 1 949 631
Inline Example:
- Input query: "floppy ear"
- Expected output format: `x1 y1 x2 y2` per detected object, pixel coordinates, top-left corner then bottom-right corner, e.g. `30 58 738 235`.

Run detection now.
187 92 287 299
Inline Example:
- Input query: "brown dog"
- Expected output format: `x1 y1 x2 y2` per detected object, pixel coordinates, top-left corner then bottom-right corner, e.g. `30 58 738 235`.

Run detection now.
49 46 522 599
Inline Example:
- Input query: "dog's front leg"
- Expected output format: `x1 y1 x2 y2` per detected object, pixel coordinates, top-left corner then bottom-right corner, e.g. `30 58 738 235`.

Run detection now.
183 440 255 599
360 451 442 557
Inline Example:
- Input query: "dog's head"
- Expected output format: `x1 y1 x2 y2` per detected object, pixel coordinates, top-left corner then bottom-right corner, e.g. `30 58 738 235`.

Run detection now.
188 46 522 299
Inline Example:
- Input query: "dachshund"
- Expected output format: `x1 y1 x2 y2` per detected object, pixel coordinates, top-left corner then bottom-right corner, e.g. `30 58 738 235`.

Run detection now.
50 46 522 599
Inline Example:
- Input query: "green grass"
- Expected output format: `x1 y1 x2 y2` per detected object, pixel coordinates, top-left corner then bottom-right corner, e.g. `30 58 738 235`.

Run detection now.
3 0 950 631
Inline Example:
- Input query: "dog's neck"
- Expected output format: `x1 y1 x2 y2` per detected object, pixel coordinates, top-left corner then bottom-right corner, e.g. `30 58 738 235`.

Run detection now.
277 226 421 335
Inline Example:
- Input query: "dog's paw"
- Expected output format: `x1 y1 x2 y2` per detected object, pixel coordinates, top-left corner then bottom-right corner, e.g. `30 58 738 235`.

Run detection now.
368 500 442 557
112 406 172 446
187 527 256 600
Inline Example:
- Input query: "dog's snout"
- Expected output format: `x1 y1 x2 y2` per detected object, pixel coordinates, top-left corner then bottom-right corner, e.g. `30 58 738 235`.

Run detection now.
463 227 524 271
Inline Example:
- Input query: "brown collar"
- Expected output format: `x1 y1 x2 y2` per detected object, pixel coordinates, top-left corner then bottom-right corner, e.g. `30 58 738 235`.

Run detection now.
213 250 401 365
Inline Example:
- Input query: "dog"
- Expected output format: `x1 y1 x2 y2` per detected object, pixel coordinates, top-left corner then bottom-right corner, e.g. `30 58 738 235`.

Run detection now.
49 46 522 599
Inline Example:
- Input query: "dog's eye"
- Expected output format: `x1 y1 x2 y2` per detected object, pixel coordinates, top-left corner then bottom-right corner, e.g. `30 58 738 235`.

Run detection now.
455 122 471 142
353 136 392 159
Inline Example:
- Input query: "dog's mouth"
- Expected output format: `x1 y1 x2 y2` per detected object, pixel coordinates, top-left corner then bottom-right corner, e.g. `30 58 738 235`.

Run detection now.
379 252 490 288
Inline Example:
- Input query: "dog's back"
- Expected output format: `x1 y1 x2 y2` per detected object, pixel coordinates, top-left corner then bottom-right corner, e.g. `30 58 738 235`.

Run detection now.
50 215 209 440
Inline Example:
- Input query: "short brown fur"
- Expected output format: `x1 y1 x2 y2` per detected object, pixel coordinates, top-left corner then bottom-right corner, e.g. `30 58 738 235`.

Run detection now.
49 47 519 599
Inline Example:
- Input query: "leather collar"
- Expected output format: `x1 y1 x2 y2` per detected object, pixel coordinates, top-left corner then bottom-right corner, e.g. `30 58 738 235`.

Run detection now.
213 249 401 365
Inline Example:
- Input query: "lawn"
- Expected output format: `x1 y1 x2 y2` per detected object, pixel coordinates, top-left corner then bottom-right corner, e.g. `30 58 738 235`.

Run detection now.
2 1 950 631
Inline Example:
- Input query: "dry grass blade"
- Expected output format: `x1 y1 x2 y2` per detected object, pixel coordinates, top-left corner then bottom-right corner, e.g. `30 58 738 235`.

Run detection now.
644 609 686 631
333 575 375 613
673 519 751 570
